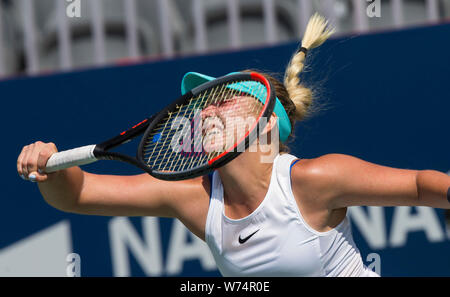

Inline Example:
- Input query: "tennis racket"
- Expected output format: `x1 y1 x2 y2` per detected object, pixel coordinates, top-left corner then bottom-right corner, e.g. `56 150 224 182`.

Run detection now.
45 72 276 180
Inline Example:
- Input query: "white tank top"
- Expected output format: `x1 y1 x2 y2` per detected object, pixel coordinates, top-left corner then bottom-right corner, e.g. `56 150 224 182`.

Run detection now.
205 153 379 277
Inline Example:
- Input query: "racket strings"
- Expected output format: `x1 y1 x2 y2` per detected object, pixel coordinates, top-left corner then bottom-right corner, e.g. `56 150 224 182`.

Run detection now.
150 84 262 172
142 80 266 173
146 83 228 171
152 85 229 171
145 83 230 171
147 85 263 172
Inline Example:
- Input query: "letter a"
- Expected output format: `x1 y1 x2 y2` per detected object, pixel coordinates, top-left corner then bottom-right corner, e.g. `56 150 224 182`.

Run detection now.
366 0 381 18
67 0 81 18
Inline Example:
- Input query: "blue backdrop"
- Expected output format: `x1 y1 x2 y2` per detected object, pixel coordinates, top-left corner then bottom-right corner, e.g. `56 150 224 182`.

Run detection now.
1 23 449 276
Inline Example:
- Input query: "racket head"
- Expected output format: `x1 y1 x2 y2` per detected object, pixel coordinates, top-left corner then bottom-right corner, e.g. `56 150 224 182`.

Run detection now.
137 72 276 180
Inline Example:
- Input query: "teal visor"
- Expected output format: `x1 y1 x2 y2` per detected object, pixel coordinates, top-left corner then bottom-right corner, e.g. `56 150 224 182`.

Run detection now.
181 72 292 143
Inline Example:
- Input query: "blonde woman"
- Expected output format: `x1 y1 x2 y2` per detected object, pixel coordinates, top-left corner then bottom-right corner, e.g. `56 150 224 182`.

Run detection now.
16 14 450 277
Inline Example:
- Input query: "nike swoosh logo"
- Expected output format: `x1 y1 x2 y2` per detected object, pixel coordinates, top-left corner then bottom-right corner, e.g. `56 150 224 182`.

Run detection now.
238 229 260 244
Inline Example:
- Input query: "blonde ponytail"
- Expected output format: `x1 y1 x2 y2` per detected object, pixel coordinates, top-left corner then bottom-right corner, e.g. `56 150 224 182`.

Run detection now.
284 13 335 121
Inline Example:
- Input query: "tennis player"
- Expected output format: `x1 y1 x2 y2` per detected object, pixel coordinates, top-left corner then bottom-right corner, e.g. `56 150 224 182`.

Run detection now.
17 14 450 277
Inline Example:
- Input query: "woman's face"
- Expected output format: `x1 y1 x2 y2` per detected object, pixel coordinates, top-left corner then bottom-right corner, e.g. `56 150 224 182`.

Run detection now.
201 94 262 153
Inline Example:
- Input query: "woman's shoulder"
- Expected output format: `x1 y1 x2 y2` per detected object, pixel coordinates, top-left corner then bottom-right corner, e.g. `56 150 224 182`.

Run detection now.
289 154 350 206
290 153 352 180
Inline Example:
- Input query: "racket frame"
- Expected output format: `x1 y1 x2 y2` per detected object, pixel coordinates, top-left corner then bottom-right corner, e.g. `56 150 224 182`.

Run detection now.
137 72 276 180
45 72 276 180
92 115 155 173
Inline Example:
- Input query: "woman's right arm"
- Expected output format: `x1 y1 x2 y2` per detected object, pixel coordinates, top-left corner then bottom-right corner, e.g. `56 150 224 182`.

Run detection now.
17 141 210 219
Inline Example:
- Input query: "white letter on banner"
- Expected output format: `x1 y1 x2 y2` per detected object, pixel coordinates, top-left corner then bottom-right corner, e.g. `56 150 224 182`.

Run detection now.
109 217 163 276
389 206 444 247
347 206 386 249
165 220 216 275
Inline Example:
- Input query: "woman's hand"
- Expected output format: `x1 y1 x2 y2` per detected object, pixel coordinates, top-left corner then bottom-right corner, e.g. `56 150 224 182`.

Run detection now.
17 141 59 182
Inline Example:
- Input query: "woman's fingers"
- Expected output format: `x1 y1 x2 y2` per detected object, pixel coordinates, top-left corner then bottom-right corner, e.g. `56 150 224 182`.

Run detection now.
17 141 58 182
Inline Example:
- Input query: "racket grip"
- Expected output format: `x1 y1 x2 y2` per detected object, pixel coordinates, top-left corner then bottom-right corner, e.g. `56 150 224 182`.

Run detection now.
45 145 98 173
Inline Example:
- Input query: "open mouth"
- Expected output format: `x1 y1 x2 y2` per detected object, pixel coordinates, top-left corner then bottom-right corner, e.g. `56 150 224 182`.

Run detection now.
202 116 225 152
202 116 225 136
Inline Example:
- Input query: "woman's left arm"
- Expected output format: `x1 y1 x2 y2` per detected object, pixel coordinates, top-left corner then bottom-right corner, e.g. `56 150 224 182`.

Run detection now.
294 154 450 209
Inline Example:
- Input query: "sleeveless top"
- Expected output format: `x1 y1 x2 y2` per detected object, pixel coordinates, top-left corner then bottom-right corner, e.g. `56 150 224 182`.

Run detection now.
205 153 379 277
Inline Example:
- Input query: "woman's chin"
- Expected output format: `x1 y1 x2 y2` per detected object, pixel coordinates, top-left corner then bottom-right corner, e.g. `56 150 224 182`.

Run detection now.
202 136 226 153
203 142 225 153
